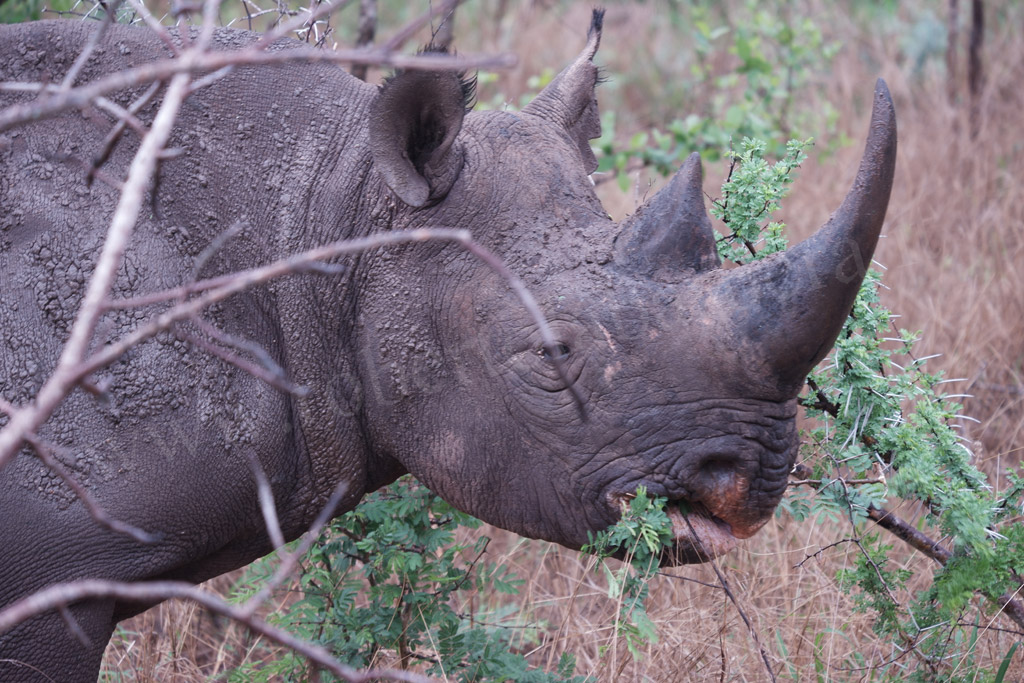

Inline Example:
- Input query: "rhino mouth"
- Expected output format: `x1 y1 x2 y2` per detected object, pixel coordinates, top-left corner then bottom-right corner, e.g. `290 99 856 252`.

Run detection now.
663 501 738 565
605 494 740 564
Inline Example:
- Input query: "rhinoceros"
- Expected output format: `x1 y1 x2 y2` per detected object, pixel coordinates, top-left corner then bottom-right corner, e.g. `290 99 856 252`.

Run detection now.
0 9 896 681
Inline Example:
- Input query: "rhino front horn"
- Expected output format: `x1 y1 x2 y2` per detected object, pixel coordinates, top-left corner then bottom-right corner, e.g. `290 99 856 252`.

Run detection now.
716 79 898 394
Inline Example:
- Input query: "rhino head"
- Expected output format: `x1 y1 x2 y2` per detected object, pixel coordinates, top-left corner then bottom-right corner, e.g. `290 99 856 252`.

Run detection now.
355 10 896 563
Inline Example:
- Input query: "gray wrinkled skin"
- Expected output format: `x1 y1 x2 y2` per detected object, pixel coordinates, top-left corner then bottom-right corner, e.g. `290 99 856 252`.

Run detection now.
0 13 896 681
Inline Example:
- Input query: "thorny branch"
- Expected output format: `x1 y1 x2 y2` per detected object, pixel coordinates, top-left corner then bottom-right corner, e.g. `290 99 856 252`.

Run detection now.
793 318 1024 633
790 463 1024 631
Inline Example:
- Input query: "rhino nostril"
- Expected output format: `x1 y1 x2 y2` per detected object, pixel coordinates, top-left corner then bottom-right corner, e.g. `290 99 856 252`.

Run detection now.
697 456 738 493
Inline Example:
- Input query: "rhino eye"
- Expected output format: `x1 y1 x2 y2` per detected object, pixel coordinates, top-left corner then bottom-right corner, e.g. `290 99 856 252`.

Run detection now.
539 343 571 363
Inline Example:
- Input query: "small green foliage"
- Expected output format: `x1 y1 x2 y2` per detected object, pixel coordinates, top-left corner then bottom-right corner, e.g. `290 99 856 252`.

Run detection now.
836 537 912 637
228 476 584 682
581 486 674 661
711 136 811 263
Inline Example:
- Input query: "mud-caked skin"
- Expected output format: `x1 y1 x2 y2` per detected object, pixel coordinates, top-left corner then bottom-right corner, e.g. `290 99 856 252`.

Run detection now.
0 11 897 681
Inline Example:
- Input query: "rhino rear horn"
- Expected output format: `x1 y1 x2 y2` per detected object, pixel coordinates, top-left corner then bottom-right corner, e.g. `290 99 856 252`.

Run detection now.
369 67 470 207
717 79 898 394
522 9 604 173
613 152 722 280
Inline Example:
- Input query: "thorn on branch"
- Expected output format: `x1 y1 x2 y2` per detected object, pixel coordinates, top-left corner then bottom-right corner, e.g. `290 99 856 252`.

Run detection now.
80 376 113 407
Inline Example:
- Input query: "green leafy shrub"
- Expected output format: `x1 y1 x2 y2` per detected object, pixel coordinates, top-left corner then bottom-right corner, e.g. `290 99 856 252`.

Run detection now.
229 476 583 682
581 486 673 661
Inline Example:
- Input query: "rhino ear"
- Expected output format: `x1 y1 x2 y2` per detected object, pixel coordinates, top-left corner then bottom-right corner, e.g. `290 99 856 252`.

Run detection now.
369 67 471 207
522 9 604 174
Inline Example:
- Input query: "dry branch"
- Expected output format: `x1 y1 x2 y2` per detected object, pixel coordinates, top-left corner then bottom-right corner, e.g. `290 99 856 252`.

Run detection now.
60 1 123 89
0 578 429 682
0 38 513 134
350 0 377 80
790 464 1024 632
0 226 580 474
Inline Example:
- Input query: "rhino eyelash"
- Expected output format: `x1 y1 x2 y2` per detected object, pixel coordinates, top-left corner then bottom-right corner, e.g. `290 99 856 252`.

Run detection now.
538 343 571 362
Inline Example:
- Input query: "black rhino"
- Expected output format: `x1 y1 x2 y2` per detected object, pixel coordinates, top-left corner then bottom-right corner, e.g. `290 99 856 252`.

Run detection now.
0 10 896 681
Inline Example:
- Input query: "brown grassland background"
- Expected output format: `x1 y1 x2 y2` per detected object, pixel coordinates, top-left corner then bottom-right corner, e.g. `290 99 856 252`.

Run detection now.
92 0 1024 680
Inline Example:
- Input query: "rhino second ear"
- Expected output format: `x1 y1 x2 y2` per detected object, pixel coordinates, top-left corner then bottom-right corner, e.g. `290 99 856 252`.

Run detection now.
522 9 604 173
369 69 469 207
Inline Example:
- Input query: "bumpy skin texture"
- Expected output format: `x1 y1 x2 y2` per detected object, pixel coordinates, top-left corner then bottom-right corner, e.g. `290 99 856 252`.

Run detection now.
0 14 895 682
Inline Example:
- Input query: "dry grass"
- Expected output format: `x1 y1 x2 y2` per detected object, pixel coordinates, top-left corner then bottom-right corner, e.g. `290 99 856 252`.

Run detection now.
100 1 1024 680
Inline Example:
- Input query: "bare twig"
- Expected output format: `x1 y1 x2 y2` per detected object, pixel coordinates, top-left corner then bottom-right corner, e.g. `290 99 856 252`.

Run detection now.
244 450 285 549
125 0 180 54
176 321 308 396
430 1 456 50
60 1 123 90
191 221 244 280
90 81 162 184
240 480 348 615
378 0 460 52
684 517 776 683
0 46 514 134
57 603 90 648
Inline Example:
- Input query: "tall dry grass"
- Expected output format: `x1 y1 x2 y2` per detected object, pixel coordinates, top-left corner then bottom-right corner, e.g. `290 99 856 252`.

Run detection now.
100 1 1024 680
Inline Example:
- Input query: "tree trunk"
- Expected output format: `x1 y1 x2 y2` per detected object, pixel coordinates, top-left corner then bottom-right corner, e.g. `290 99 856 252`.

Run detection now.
946 0 959 105
968 0 984 138
350 0 377 82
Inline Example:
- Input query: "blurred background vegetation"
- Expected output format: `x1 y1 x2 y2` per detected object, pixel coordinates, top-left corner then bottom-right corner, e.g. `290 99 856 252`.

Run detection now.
4 0 1023 679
